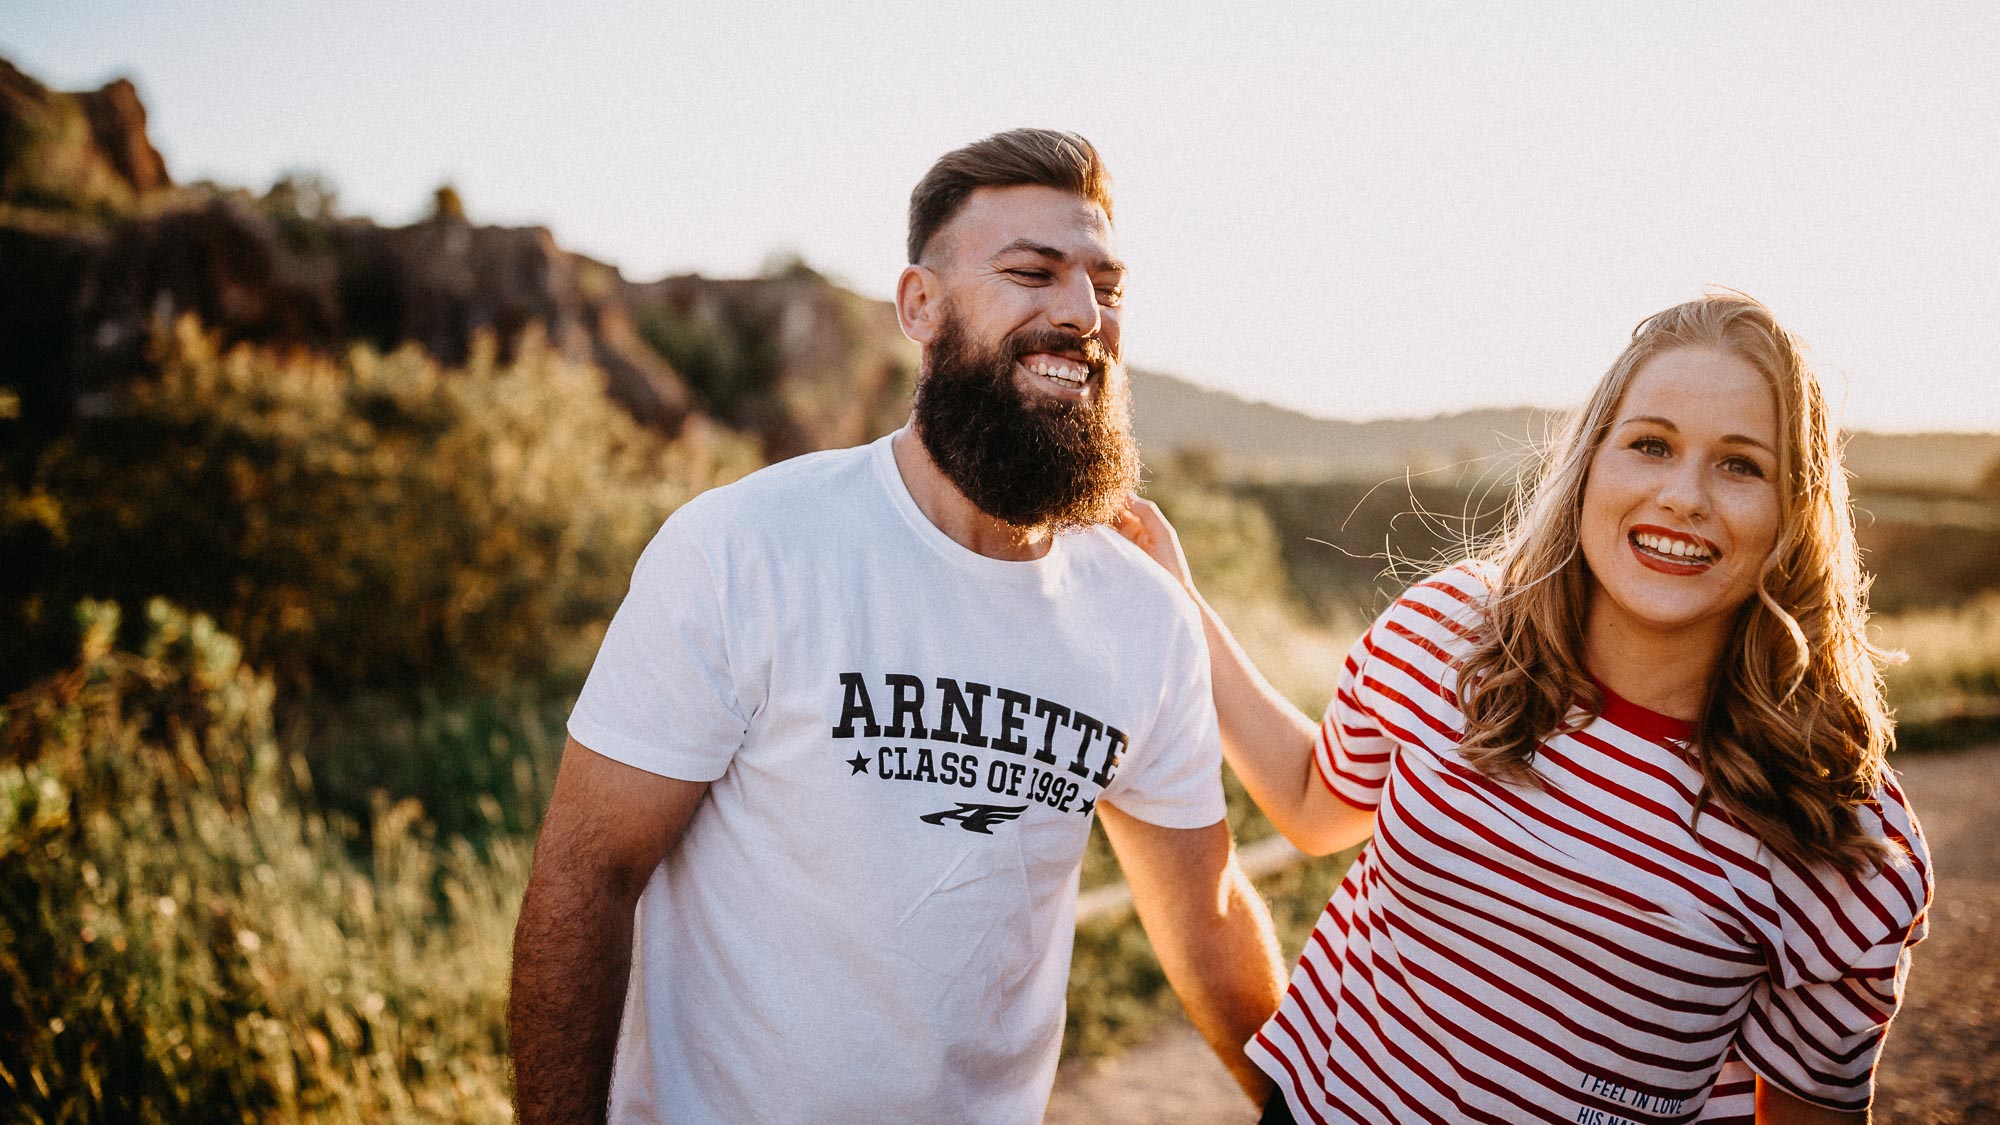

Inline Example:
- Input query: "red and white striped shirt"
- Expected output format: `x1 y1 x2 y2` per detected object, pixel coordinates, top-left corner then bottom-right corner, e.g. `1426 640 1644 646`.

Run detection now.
1249 563 1932 1125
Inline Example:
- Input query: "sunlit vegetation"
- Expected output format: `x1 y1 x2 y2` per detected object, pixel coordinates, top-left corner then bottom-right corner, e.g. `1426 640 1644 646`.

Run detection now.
1878 594 2000 747
1 318 757 697
0 601 529 1122
0 320 765 1120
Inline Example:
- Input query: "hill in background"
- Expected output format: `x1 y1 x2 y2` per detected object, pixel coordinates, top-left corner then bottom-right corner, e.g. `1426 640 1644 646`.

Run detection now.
1128 367 2000 495
1127 371 1551 484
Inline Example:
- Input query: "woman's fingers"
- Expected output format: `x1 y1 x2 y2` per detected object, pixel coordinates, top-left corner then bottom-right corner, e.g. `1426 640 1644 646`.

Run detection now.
1117 494 1193 586
1115 495 1156 548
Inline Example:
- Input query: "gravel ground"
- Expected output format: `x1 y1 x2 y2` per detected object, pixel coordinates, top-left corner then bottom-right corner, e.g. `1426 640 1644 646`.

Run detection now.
1045 744 2000 1124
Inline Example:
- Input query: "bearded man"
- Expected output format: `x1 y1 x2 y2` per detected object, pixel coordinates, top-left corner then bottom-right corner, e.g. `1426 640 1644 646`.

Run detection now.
509 129 1286 1125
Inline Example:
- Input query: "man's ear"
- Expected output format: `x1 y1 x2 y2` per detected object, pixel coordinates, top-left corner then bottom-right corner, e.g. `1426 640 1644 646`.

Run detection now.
896 264 941 345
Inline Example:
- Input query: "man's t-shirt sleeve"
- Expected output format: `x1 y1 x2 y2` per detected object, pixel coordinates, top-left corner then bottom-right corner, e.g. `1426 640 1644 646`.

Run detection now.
567 509 748 782
1099 604 1228 829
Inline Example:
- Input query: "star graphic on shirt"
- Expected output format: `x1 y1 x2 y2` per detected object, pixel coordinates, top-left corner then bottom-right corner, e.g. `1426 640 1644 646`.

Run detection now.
847 751 870 776
1076 796 1095 817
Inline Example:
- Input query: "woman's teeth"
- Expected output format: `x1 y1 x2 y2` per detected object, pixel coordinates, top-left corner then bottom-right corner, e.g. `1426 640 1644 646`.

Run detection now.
1633 531 1713 562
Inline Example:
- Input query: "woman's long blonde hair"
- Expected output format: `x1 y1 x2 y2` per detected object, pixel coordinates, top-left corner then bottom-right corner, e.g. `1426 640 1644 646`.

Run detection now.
1455 293 1898 872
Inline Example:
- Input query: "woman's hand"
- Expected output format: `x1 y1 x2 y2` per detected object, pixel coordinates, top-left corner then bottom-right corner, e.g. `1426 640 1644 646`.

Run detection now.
1114 495 1196 591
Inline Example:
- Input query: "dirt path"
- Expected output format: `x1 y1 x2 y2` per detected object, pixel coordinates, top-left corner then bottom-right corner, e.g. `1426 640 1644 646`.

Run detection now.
1045 745 2000 1124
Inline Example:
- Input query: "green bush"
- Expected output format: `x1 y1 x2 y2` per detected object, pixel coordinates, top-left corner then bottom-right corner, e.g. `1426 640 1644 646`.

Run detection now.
1 318 759 697
635 299 780 425
1877 594 2000 747
0 601 523 1123
303 689 567 849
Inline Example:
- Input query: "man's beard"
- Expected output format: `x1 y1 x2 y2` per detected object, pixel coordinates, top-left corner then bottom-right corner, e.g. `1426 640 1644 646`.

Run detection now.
912 309 1140 533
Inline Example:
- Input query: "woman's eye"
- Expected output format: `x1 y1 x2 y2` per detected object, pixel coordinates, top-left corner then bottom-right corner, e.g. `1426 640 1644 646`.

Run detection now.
1631 437 1669 457
1723 456 1766 479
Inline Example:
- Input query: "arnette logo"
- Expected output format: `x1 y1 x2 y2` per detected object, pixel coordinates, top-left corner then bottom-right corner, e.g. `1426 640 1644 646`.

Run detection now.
918 802 1030 834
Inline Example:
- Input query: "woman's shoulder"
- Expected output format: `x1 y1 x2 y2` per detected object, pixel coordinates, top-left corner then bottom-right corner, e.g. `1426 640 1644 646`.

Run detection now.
1376 560 1496 641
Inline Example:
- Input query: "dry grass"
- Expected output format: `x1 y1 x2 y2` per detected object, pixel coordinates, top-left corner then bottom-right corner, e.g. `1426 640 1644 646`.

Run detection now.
1877 594 2000 736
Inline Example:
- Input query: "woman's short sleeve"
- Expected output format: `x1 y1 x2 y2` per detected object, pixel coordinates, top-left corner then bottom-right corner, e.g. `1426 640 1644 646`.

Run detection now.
1736 776 1932 1110
1314 626 1398 809
1313 564 1487 810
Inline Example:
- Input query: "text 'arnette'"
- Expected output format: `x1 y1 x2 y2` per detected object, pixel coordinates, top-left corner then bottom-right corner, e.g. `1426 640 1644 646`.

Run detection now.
830 672 1126 788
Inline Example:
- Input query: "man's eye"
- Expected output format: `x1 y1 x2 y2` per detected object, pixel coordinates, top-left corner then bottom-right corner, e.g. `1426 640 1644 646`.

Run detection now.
1096 287 1123 307
1005 269 1052 282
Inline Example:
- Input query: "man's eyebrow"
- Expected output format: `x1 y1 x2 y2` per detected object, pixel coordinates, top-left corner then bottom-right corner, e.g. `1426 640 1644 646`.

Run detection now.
1617 415 1777 455
990 239 1126 275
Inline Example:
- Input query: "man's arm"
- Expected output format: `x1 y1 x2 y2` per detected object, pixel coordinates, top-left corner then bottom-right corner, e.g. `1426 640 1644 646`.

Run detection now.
1098 802 1286 1106
509 736 710 1125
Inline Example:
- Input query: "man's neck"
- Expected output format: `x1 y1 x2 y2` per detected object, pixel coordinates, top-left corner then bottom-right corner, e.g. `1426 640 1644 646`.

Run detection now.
890 425 1053 562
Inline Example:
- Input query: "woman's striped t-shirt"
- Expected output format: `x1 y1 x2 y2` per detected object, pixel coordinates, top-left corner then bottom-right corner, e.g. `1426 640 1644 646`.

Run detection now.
1248 563 1932 1125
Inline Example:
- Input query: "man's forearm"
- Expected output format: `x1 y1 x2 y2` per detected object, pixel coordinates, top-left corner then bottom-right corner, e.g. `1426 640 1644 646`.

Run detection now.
1105 808 1287 1106
509 870 639 1125
1157 860 1286 1104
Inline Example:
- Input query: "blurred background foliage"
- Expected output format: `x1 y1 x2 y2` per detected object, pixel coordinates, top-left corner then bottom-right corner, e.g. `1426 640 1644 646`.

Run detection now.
2 319 756 699
1 600 530 1122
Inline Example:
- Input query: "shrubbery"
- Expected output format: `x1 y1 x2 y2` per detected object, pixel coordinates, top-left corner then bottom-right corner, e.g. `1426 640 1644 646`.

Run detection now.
0 601 522 1123
1 318 758 697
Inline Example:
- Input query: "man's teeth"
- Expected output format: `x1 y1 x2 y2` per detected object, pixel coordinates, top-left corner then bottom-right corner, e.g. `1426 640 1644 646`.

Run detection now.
1025 359 1086 389
1634 531 1713 561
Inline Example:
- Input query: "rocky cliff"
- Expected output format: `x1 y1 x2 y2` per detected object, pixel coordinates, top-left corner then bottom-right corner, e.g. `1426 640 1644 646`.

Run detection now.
0 58 923 458
1 58 168 212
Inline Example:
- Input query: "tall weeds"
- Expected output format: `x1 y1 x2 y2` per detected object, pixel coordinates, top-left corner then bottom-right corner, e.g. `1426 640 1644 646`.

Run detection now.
0 601 526 1123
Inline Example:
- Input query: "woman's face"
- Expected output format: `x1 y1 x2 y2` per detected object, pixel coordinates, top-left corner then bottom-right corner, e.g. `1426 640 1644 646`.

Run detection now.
1580 347 1783 656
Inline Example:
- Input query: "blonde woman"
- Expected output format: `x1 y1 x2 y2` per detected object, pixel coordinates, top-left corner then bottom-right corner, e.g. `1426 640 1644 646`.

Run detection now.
1117 294 1931 1124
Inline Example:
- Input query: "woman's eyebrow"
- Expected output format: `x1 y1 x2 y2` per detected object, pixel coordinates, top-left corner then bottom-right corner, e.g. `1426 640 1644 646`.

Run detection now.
1617 415 1775 455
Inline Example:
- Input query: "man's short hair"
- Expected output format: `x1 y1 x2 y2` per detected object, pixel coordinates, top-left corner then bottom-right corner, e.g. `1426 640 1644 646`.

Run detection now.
906 129 1114 264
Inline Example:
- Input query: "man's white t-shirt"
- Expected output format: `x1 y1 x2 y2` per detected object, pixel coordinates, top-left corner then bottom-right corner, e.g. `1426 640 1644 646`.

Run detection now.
568 432 1226 1124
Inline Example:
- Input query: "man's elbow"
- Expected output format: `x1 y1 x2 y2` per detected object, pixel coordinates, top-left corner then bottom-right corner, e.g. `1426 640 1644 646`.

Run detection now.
520 832 656 934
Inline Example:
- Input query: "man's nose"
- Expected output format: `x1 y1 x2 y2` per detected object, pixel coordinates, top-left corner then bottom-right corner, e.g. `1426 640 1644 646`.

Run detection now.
1046 272 1101 338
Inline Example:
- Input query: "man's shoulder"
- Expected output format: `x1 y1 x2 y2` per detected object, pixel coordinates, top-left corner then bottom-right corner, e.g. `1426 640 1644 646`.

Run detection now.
672 440 881 531
1066 525 1207 632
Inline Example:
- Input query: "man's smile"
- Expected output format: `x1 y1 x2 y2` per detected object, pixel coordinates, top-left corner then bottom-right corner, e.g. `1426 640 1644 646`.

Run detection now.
1016 351 1092 393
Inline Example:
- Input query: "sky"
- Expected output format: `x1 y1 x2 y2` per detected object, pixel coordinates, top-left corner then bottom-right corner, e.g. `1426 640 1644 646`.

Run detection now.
6 1 1997 432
